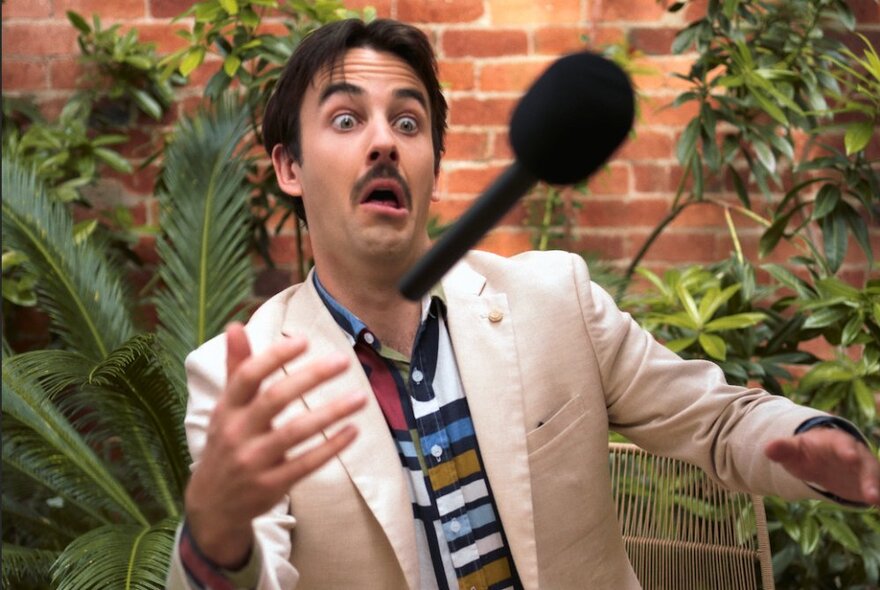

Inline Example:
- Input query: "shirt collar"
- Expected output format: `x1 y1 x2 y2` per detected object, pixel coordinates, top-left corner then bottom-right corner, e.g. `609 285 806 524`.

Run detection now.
312 270 446 350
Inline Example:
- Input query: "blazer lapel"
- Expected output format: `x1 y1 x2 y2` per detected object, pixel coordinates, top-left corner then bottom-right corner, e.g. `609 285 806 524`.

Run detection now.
280 276 420 589
442 260 540 590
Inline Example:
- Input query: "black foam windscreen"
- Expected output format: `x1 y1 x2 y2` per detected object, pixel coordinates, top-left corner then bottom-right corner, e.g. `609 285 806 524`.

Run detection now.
509 51 634 185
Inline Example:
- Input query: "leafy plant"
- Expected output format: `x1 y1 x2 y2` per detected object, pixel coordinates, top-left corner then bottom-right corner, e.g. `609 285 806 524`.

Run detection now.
626 254 880 589
2 249 38 307
68 10 183 123
1 98 254 588
626 0 879 282
630 264 767 362
3 95 132 204
766 268 880 432
612 2 880 587
2 154 176 588
154 96 255 392
1 90 134 313
765 498 880 588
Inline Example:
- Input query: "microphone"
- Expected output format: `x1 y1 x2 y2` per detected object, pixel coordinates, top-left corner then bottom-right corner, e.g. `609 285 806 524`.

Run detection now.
398 51 635 300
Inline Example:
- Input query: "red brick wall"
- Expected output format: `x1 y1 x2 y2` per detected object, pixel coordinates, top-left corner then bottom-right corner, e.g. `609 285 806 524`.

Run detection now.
3 0 879 291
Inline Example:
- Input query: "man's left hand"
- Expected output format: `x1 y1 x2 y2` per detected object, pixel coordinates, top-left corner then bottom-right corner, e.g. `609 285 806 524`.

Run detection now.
766 427 880 507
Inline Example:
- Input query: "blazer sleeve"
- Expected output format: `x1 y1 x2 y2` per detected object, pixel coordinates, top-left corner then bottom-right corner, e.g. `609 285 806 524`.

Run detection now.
165 332 300 590
570 253 828 501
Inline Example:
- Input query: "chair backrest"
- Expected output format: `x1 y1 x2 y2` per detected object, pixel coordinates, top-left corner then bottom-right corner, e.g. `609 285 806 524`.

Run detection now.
609 442 775 590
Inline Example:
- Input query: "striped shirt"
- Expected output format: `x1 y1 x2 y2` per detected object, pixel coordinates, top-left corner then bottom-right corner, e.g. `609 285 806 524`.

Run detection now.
315 274 521 590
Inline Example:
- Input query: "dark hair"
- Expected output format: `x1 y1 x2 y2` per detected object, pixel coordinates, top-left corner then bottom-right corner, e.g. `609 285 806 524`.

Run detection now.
262 19 448 223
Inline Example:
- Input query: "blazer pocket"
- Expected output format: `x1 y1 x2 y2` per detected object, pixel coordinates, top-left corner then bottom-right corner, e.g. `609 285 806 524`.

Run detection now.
526 396 586 453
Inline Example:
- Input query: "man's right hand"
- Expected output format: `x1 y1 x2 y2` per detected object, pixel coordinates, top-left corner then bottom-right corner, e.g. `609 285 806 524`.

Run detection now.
184 322 367 568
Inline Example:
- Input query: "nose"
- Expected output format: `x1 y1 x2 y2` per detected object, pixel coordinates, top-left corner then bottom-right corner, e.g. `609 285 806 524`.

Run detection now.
367 121 399 166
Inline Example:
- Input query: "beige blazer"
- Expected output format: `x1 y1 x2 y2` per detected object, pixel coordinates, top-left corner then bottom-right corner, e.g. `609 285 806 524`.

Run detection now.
167 250 824 589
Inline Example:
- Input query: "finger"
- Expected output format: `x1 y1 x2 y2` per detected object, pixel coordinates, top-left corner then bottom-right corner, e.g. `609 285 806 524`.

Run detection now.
255 390 367 463
265 424 360 489
225 323 252 383
250 353 352 428
765 435 825 484
764 437 802 465
224 336 308 408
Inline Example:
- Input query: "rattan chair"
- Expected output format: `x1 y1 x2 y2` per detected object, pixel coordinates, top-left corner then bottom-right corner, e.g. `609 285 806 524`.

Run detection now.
609 442 775 590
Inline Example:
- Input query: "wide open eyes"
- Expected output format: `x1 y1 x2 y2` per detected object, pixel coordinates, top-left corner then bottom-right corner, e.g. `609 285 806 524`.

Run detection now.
331 113 357 131
394 115 419 135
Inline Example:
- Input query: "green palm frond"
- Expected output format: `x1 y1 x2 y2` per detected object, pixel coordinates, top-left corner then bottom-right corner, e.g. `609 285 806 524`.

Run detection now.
1 493 78 547
50 518 177 590
5 349 95 399
5 337 189 521
2 441 110 531
2 360 147 526
155 95 254 392
82 334 189 518
1 154 135 361
2 543 59 590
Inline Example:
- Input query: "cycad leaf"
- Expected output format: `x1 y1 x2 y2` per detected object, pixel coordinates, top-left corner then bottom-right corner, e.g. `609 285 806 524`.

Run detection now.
82 334 190 518
1 491 80 546
51 519 177 590
1 155 135 362
5 342 188 523
2 543 59 589
2 360 147 526
5 349 95 400
2 435 111 531
155 96 254 393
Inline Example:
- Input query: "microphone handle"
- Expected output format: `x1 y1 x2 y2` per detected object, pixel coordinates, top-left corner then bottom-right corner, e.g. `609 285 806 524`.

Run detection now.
399 162 537 300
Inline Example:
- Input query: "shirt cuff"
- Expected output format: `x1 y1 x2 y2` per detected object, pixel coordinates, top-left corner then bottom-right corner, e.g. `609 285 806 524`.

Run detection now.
179 519 261 590
794 415 870 508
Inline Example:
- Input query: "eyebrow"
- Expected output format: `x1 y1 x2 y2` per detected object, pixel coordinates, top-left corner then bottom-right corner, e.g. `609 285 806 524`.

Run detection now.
394 88 428 112
318 81 362 105
318 81 428 112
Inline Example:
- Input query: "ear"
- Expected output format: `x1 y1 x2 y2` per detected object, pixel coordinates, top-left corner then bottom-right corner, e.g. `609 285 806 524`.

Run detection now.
430 170 441 203
271 144 303 197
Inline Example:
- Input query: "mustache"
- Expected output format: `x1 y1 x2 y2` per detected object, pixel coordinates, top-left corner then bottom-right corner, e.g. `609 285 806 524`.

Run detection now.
351 163 412 208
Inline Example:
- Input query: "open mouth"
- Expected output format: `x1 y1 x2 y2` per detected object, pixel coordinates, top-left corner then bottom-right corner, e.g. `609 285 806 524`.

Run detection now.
363 188 402 208
358 179 407 211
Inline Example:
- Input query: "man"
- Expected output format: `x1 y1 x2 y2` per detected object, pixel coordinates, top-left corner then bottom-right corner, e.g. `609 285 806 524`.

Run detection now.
167 18 880 590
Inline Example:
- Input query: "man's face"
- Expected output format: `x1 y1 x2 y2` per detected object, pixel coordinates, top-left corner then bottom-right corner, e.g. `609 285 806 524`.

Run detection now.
274 47 438 273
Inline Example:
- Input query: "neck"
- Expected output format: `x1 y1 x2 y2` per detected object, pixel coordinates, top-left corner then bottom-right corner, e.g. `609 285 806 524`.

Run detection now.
314 253 425 356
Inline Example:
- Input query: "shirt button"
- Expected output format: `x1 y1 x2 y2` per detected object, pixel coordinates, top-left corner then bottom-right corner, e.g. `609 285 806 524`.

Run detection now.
363 332 375 345
450 519 461 533
488 309 503 323
412 369 424 383
430 444 443 459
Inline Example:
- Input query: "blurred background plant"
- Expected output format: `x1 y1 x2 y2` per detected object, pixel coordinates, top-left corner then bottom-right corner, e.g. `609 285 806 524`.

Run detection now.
1 96 254 589
2 0 878 587
606 0 879 587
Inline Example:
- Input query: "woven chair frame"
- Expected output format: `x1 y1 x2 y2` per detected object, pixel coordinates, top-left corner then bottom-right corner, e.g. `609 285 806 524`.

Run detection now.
609 442 775 590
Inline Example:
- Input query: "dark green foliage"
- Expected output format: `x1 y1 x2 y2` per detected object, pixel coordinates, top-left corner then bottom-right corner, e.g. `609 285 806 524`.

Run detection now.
1 154 136 361
68 10 183 124
607 2 880 587
154 97 255 394
623 0 878 283
1 103 252 587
